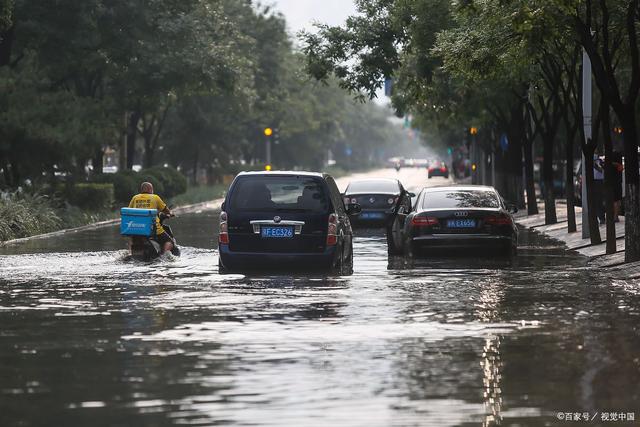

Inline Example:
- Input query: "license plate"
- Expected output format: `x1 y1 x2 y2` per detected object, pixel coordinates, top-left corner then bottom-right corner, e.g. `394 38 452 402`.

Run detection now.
360 212 385 219
261 226 294 238
447 219 476 228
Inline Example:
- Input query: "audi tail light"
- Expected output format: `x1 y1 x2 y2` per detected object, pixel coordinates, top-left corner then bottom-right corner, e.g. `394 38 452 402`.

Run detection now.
484 215 512 225
411 216 439 227
327 213 338 246
219 211 229 244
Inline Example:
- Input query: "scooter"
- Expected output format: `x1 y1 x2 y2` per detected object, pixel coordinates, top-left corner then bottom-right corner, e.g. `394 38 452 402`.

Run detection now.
128 213 181 261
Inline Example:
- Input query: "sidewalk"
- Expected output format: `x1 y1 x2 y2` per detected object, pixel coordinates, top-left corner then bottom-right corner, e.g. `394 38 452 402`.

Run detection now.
515 200 635 272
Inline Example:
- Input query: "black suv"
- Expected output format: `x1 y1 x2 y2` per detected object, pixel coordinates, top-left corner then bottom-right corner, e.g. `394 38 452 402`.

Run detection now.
218 171 361 274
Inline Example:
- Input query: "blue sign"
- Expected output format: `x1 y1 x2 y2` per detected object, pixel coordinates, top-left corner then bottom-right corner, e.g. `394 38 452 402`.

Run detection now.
384 78 394 97
345 147 353 157
500 134 509 152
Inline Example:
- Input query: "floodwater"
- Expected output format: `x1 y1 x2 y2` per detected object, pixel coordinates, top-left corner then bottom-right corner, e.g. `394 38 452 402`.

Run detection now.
1 211 639 427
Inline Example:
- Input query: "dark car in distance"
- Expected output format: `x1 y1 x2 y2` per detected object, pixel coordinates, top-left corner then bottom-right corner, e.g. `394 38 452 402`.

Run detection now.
399 185 518 256
427 160 450 179
218 171 361 275
343 178 412 228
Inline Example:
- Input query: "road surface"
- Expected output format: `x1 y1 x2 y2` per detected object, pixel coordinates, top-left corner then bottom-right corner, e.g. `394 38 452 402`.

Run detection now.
1 169 639 427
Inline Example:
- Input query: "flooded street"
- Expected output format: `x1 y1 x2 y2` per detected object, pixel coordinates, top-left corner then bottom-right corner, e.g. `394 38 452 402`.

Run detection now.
2 209 640 427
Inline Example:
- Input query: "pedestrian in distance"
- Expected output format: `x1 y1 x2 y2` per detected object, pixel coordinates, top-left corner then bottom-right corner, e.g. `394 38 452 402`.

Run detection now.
611 149 624 222
593 153 606 224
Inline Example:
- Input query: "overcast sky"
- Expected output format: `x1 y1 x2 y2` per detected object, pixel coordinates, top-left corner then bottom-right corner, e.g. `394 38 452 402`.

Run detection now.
268 0 358 35
268 0 389 104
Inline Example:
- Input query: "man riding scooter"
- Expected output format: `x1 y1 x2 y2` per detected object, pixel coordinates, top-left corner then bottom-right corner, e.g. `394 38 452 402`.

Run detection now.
128 182 175 254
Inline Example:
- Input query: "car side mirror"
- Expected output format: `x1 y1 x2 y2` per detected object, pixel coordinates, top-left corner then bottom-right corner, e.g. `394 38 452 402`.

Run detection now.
507 203 518 214
408 192 416 198
221 201 226 211
346 203 362 216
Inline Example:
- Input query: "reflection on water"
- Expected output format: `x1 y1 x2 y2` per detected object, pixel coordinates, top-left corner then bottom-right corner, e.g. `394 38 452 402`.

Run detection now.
1 215 640 426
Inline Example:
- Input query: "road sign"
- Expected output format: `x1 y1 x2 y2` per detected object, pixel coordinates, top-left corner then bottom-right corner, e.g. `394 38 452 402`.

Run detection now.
384 78 394 97
345 147 353 157
500 133 509 152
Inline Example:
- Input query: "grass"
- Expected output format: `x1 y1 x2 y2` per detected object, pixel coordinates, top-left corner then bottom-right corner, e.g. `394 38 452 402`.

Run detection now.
169 184 228 207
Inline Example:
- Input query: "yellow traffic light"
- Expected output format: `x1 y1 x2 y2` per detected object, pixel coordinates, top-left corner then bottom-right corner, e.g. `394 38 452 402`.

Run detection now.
472 163 477 171
264 127 273 137
265 164 272 171
470 127 478 135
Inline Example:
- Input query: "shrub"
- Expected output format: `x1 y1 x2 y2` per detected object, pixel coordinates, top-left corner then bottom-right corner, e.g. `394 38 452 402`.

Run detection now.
94 172 138 206
137 172 165 197
141 167 187 198
64 183 114 211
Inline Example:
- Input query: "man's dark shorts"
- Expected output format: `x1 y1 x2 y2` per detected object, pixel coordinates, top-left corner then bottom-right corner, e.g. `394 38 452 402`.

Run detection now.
153 232 173 247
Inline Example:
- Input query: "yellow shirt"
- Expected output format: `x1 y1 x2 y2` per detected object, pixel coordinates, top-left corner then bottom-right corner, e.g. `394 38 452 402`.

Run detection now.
128 193 167 235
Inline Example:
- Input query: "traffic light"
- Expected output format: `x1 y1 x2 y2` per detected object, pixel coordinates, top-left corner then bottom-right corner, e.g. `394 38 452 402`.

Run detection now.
470 127 478 135
264 127 273 137
265 164 272 171
614 127 623 134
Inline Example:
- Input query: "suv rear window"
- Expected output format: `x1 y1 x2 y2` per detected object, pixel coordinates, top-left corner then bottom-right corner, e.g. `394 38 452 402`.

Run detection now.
422 190 500 209
346 180 399 193
229 176 329 213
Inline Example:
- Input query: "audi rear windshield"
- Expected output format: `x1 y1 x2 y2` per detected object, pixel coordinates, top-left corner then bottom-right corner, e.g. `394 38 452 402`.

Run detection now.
229 176 329 212
346 180 399 194
422 190 500 209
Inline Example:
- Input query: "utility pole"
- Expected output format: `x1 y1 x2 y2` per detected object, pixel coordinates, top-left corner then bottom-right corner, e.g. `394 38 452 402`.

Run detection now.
581 49 592 239
264 127 273 170
470 127 478 184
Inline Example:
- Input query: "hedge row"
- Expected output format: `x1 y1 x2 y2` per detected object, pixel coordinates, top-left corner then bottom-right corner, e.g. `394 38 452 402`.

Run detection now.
93 167 187 206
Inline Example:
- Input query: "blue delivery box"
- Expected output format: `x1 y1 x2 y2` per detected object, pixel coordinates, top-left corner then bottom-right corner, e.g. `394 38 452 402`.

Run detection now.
120 208 158 237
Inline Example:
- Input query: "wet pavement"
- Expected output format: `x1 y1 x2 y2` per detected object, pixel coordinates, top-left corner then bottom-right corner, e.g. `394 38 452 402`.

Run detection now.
2 208 640 426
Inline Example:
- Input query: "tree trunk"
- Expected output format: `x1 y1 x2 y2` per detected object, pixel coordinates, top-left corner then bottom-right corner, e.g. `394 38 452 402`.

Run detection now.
92 146 104 175
192 146 199 185
565 129 577 233
601 104 617 253
523 120 538 215
583 150 602 244
143 133 154 169
126 111 140 170
542 135 557 224
622 116 640 262
127 111 140 170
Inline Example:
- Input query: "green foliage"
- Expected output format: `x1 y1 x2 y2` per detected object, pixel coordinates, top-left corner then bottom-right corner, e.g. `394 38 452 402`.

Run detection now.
0 192 62 241
93 172 139 206
63 183 114 212
1 0 404 198
142 167 187 199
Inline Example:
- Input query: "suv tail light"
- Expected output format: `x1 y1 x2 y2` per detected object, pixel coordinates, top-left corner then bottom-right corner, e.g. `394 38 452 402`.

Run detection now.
411 216 439 227
327 213 338 246
219 211 229 244
484 215 512 225
440 167 447 172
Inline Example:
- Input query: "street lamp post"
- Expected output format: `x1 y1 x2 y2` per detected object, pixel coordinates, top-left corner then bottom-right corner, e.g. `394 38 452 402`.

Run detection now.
581 49 592 239
264 127 273 170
